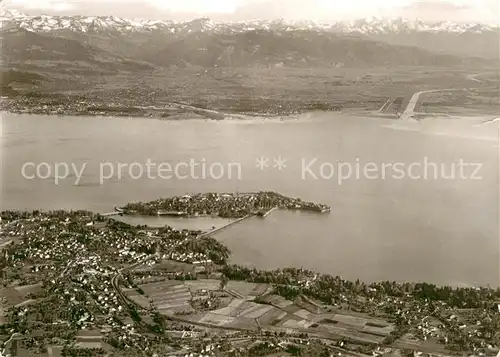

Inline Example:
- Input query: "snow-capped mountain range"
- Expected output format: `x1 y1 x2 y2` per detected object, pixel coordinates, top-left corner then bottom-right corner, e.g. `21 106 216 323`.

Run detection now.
2 5 499 61
1 6 498 36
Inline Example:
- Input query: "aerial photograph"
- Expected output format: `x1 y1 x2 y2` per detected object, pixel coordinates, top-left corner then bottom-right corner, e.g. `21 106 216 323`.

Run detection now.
0 0 499 356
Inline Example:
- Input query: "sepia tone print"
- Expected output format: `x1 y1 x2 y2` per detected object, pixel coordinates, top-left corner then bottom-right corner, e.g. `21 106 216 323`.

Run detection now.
1 1 499 356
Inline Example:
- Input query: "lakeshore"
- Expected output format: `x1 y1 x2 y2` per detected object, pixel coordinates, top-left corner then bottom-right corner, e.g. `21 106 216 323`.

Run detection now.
1 206 499 357
2 112 498 288
115 191 330 243
2 11 499 356
0 93 345 119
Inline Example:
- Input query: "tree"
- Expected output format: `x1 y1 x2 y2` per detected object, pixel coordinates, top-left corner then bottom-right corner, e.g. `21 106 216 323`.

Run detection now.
286 345 304 356
220 276 229 291
152 311 166 332
130 308 141 322
319 347 331 357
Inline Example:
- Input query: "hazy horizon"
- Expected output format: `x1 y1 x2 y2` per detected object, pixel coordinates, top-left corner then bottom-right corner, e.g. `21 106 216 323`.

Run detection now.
2 0 500 24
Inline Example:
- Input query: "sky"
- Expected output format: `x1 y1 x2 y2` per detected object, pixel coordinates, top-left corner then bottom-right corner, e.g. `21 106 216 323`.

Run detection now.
2 0 500 23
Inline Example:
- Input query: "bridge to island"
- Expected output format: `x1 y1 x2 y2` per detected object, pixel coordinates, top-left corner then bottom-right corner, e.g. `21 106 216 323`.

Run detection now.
99 192 329 239
99 205 281 238
101 211 122 217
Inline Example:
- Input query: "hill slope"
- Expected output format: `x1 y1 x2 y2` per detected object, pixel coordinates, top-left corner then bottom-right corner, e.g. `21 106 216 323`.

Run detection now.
0 28 154 72
145 30 473 68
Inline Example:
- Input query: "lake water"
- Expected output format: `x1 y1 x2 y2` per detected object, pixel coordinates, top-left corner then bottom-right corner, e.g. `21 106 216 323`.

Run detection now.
1 112 499 287
113 215 233 231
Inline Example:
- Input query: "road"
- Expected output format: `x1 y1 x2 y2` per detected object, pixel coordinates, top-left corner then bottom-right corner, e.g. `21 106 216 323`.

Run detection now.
399 72 495 121
466 74 482 83
399 73 498 120
110 256 157 332
111 257 152 302
399 88 460 120
0 219 24 228
476 117 500 126
466 72 498 83
1 332 22 355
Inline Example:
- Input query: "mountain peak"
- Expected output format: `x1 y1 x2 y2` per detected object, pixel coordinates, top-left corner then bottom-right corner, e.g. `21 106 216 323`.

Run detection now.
0 11 497 58
0 5 27 20
0 10 496 34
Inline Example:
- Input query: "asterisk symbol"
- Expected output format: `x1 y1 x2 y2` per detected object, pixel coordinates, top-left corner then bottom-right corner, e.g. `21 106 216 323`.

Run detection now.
273 156 287 170
255 157 269 170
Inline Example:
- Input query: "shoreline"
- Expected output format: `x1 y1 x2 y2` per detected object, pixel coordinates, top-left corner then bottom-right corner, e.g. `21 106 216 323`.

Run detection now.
0 95 350 120
3 105 496 121
0 107 321 120
0 106 342 120
1 209 496 291
118 192 331 219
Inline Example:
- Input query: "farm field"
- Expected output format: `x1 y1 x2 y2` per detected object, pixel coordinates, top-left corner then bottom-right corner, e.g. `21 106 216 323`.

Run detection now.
126 278 396 346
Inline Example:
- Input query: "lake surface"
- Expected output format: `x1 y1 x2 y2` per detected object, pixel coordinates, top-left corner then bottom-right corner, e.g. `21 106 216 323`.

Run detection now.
1 112 499 287
113 215 233 231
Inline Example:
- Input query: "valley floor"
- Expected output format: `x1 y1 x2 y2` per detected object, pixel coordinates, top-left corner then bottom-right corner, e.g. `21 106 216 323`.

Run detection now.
2 65 498 118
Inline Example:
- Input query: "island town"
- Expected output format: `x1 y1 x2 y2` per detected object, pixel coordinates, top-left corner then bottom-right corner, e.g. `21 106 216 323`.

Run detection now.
0 192 498 357
118 191 331 218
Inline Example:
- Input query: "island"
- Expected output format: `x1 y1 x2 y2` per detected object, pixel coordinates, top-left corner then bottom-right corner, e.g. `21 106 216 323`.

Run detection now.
0 194 498 357
119 191 331 218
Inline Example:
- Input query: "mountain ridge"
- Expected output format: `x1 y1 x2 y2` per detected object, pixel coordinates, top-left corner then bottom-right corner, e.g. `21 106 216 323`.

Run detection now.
2 10 498 35
2 7 498 59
